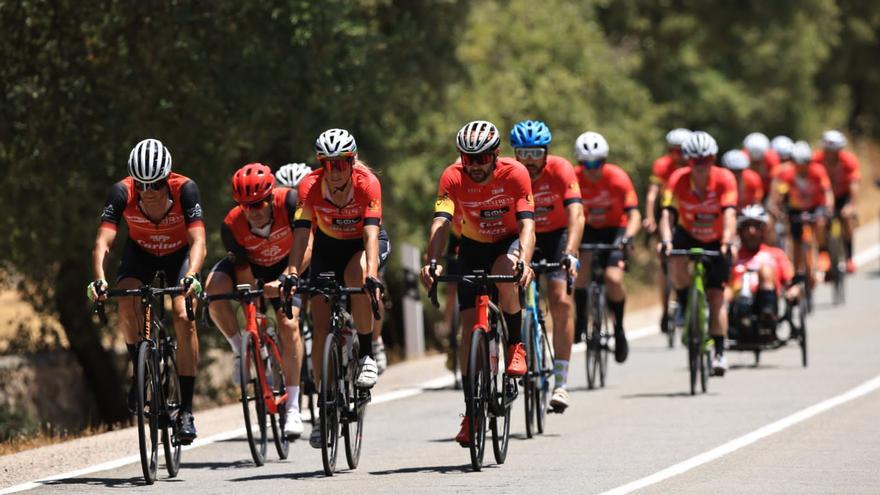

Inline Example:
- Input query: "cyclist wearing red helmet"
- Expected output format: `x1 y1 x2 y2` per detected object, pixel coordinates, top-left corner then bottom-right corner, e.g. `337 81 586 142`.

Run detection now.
87 138 206 443
204 162 308 439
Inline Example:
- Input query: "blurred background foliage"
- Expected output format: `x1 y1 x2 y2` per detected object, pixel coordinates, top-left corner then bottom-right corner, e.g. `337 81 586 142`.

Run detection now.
1 0 878 425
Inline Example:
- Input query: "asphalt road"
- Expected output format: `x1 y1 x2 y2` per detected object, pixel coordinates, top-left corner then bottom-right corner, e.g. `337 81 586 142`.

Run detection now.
8 254 877 495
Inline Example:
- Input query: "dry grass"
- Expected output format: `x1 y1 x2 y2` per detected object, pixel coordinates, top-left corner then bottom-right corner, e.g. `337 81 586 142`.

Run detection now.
0 424 113 456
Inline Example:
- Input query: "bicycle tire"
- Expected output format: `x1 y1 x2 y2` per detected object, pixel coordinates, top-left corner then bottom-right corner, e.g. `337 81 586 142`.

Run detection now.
598 290 609 388
491 317 511 465
700 351 710 393
136 341 159 484
344 338 364 470
798 292 808 367
535 321 553 434
266 334 289 460
586 286 600 390
160 349 182 477
320 333 341 476
240 333 268 466
688 285 700 396
522 312 536 439
467 330 488 471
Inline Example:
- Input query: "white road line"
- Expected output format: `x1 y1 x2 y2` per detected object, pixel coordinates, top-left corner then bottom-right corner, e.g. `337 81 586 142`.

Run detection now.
597 373 880 495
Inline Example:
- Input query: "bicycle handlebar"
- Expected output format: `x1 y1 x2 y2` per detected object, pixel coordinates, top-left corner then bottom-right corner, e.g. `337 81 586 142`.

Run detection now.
93 283 194 325
290 277 385 321
427 259 525 309
666 248 722 258
530 258 575 295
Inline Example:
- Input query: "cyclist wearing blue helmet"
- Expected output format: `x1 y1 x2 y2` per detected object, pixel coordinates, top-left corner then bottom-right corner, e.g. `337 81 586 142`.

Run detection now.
509 120 584 411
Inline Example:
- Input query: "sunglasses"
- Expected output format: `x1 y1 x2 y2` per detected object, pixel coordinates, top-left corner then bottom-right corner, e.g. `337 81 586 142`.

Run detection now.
514 147 547 160
241 199 270 211
461 152 495 167
135 179 167 191
690 156 714 166
320 156 354 171
579 159 604 170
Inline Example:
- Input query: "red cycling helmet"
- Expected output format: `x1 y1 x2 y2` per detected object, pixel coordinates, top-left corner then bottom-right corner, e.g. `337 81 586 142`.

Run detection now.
231 163 275 204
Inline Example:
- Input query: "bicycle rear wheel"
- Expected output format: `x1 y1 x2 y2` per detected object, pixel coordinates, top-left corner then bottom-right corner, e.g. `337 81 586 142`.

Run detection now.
266 334 289 460
535 322 553 434
467 330 488 471
344 339 365 470
240 333 268 466
586 288 601 390
491 323 511 464
522 313 536 438
160 349 181 477
136 342 159 484
320 333 341 476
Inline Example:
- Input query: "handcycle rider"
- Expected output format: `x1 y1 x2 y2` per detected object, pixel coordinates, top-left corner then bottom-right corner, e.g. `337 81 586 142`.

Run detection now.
420 120 535 446
87 138 206 443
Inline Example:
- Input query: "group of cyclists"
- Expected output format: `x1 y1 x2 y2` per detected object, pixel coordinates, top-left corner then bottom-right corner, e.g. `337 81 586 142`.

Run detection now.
86 117 861 460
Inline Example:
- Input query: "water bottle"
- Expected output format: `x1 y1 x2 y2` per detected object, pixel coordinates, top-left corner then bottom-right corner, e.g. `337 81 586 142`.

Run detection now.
488 333 498 375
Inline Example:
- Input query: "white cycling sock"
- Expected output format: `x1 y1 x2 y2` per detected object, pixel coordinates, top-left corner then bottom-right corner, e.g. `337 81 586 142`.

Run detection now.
286 385 301 413
225 332 242 355
554 359 569 389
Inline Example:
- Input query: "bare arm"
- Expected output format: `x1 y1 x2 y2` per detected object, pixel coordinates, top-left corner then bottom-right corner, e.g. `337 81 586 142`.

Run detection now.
420 217 451 287
185 225 207 275
644 184 659 231
286 227 312 278
721 208 737 246
363 225 380 280
91 226 118 281
624 208 641 239
563 203 585 254
659 209 673 245
517 218 536 265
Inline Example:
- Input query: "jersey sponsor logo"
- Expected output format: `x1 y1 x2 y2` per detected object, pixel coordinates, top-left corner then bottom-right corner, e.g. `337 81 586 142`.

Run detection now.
492 188 504 194
257 244 284 260
126 212 185 225
460 194 513 209
333 216 362 226
186 203 203 219
101 204 115 218
149 234 172 242
137 239 185 252
480 206 509 218
479 219 504 229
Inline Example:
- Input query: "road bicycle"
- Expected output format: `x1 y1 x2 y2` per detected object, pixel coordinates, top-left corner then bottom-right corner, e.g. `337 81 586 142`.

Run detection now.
428 260 522 471
826 216 847 305
579 243 626 390
285 273 382 476
93 272 194 484
203 283 289 466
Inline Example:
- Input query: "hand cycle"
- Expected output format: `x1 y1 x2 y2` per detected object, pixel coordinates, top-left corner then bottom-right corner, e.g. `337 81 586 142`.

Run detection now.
579 243 627 390
665 248 723 395
428 260 523 472
202 282 289 466
521 257 573 438
93 272 194 485
284 272 383 476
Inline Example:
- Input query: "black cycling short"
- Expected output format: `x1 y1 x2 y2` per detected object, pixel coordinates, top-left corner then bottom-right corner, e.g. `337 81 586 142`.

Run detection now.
671 229 730 289
534 228 568 281
209 257 301 311
116 240 190 285
457 235 520 310
833 193 851 218
580 226 625 268
309 228 390 285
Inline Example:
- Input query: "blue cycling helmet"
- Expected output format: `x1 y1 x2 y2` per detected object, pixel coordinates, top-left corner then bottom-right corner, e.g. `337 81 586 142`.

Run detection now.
509 120 552 148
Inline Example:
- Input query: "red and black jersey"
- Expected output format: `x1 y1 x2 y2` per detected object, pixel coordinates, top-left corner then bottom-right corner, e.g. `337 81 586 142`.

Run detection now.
99 172 204 256
294 164 382 240
222 187 296 267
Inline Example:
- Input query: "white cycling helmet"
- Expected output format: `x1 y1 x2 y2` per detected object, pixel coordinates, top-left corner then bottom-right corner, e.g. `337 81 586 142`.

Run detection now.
791 140 812 165
820 129 847 151
682 131 718 159
665 128 692 148
128 138 172 183
574 131 609 161
743 132 770 160
721 149 750 171
738 204 770 227
770 135 794 161
315 128 357 158
275 162 312 188
456 120 500 154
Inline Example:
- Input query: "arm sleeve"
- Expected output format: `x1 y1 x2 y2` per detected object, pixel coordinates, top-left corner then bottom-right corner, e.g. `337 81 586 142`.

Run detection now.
99 182 128 229
433 168 456 221
221 222 248 266
180 180 205 226
362 171 382 227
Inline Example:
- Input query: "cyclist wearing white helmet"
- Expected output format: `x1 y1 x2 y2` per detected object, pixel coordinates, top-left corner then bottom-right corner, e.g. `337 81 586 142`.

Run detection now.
813 129 860 273
721 149 764 210
574 131 641 365
770 135 795 164
88 138 206 443
420 119 536 446
743 132 781 193
645 128 692 333
660 131 737 375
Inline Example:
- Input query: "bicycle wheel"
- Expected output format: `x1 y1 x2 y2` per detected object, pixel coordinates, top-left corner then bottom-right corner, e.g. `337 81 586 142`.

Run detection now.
687 287 700 396
798 292 808 367
700 351 710 393
239 333 268 466
535 321 553 434
320 333 341 476
344 336 365 470
266 335 289 460
467 330 488 471
160 349 181 477
135 342 159 484
598 294 609 388
585 287 600 390
491 322 511 464
522 312 536 438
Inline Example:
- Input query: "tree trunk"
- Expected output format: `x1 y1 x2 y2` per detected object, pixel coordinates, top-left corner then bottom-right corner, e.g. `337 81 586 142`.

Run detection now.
55 258 129 426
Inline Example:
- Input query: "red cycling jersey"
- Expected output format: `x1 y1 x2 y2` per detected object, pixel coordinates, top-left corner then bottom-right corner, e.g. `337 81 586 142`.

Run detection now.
434 157 534 243
576 163 638 229
663 166 738 243
736 168 765 209
730 244 794 293
294 163 382 240
811 150 860 197
650 154 684 187
99 172 204 256
526 154 581 233
745 148 781 193
774 163 831 210
222 188 295 267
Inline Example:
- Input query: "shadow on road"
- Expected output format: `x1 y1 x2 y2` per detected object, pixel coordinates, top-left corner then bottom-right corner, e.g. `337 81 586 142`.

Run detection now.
42 475 172 488
181 459 254 470
369 463 476 475
229 469 326 482
620 391 719 399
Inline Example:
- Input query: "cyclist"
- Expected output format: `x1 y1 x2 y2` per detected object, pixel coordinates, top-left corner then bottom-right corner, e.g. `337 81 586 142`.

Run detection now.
813 129 860 273
771 135 794 166
743 132 780 194
273 128 390 449
728 204 799 331
88 138 206 443
574 131 640 364
721 149 764 210
770 140 833 280
645 128 692 333
509 120 584 411
204 162 307 439
419 120 535 446
659 131 737 375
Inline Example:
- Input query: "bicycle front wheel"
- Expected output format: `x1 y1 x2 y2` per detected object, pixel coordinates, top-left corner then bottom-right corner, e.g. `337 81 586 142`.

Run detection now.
160 349 181 477
320 333 342 476
491 324 511 464
536 322 553 434
240 333 268 466
467 330 488 471
266 334 289 460
343 353 365 470
136 342 159 484
687 287 700 396
522 313 536 438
